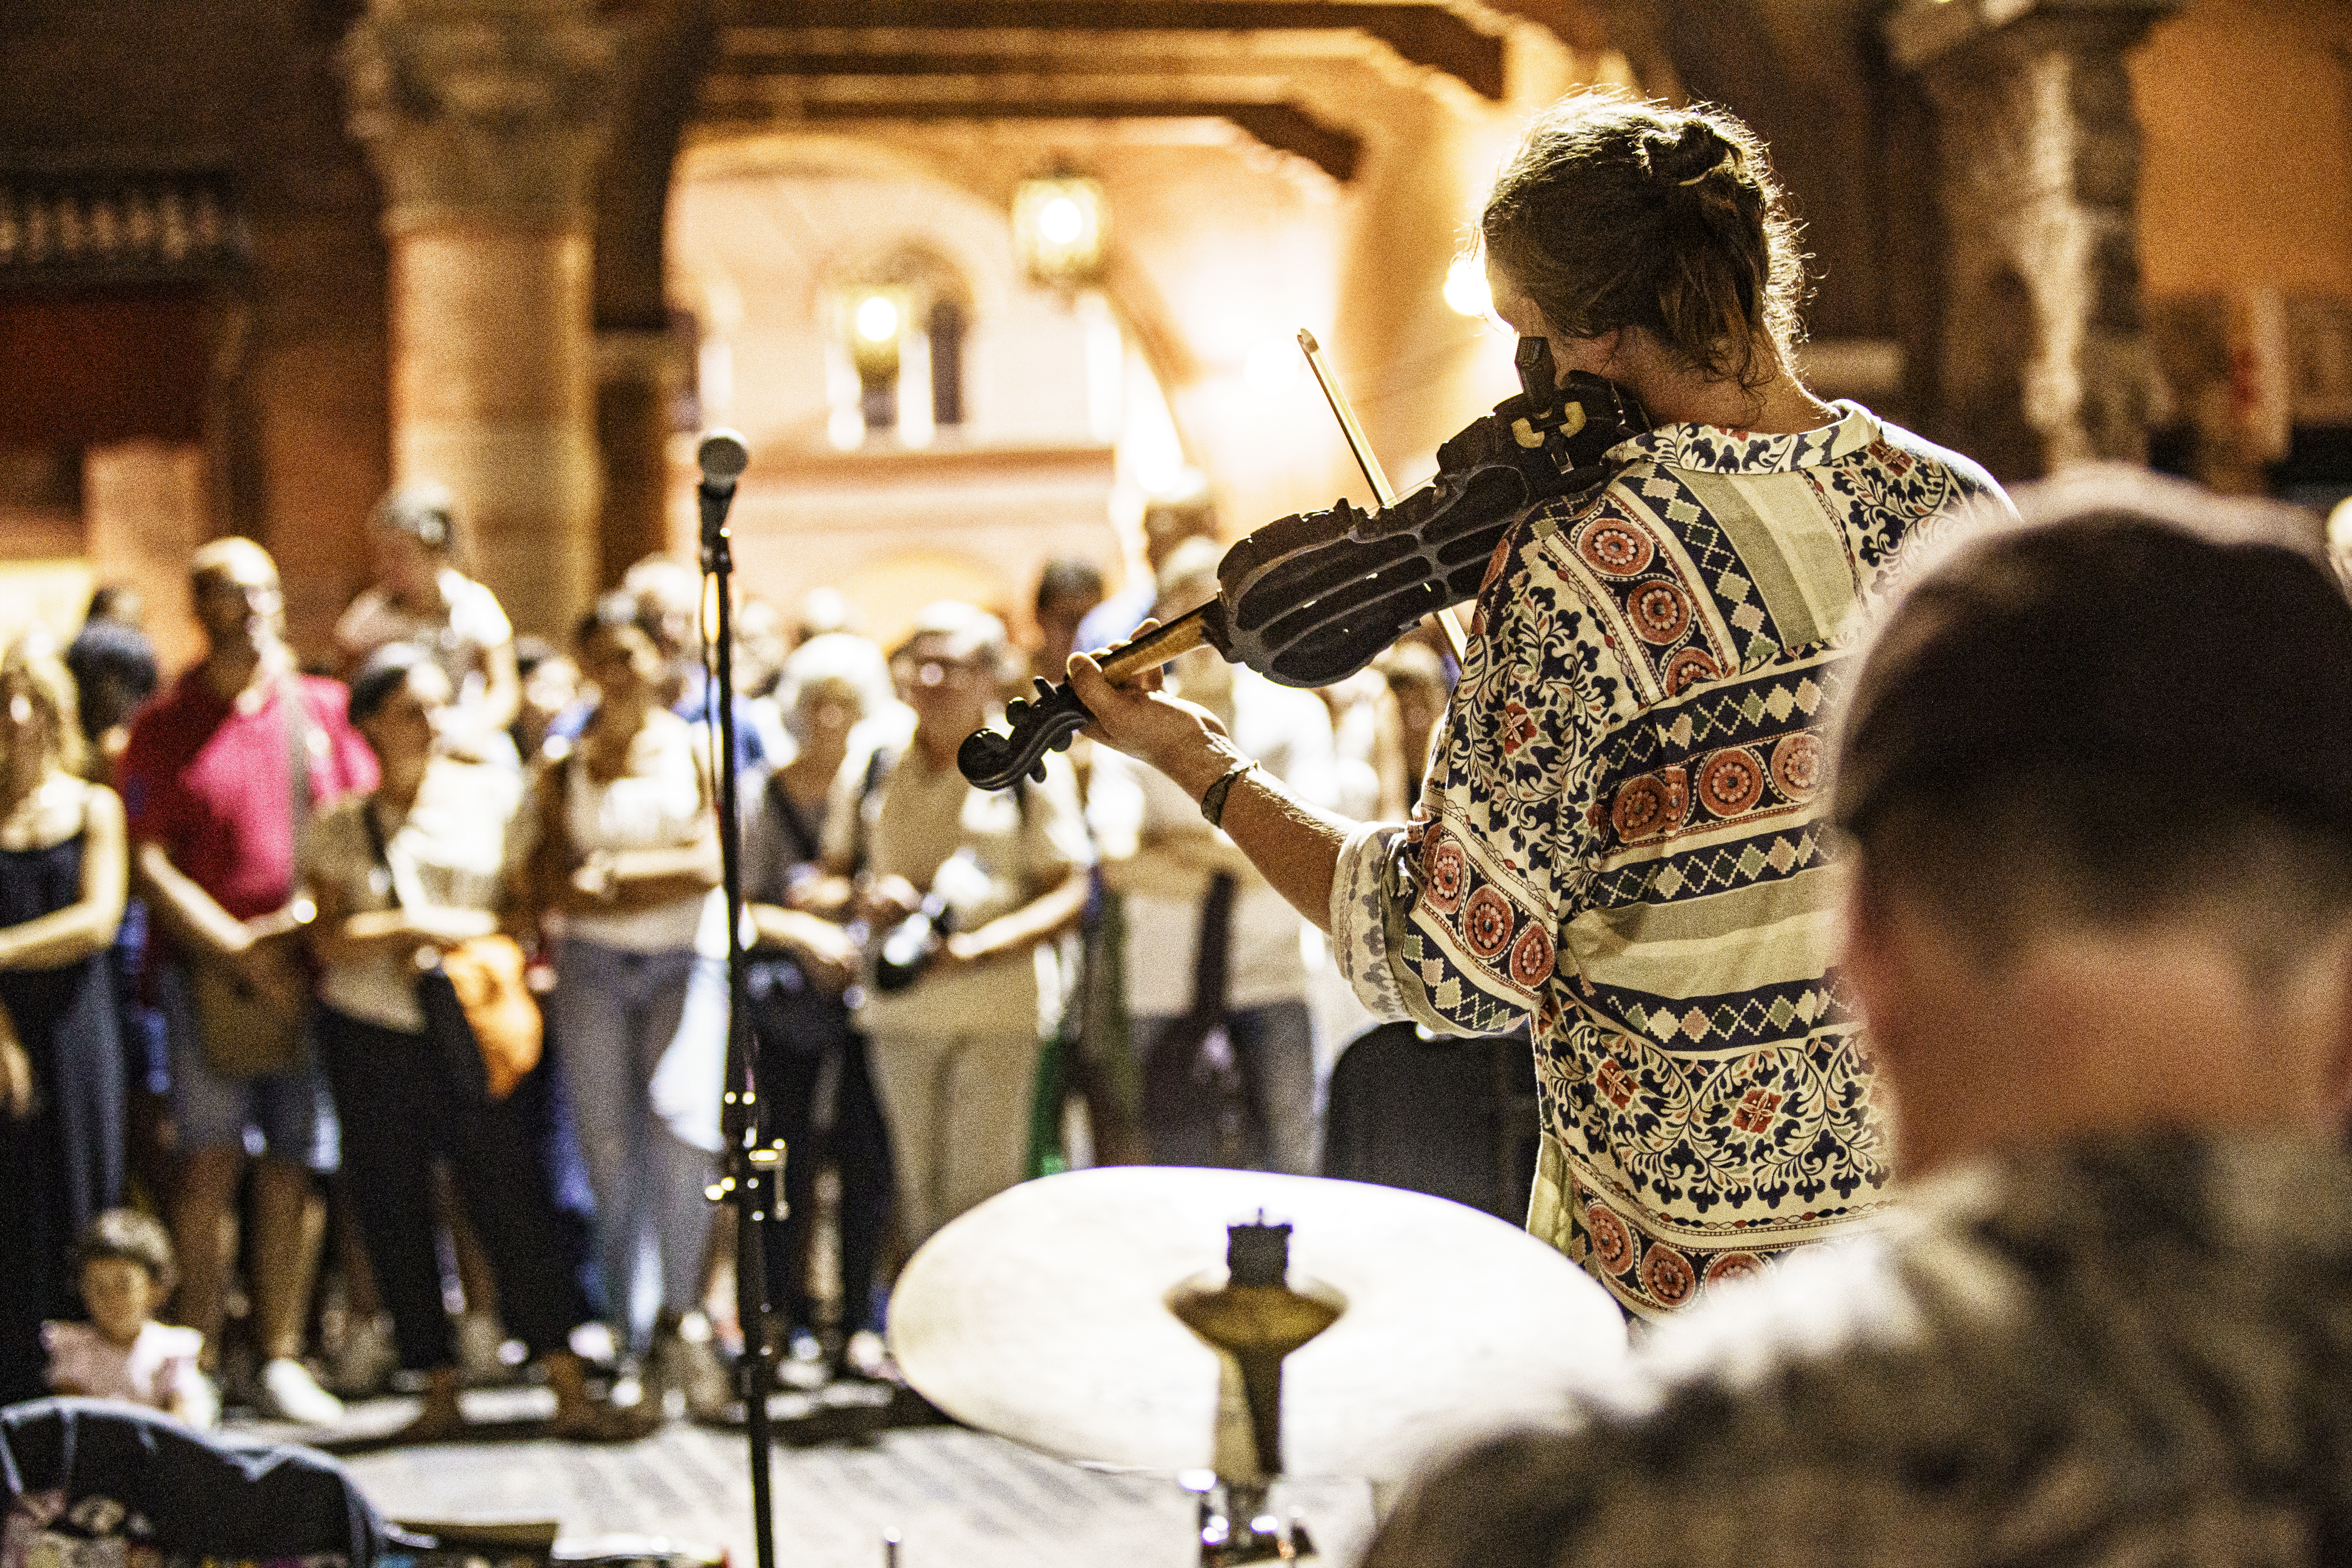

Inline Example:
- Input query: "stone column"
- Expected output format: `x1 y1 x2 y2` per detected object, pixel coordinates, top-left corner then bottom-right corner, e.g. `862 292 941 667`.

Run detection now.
1889 0 2177 480
596 328 687 588
343 1 619 638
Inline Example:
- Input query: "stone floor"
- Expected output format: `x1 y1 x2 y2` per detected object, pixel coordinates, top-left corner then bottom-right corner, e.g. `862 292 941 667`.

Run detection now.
245 1389 1378 1568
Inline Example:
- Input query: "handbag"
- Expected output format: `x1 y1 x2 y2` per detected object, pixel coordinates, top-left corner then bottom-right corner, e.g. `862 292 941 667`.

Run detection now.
359 797 542 1104
1140 871 1259 1168
191 676 315 1080
417 935 542 1102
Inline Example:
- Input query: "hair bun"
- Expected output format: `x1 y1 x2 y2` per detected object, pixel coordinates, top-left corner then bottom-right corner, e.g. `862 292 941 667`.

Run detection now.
1641 122 1729 187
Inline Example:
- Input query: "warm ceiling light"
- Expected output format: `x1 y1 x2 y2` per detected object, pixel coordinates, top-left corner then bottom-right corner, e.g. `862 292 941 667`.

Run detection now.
836 285 910 379
856 293 900 343
1014 174 1107 290
1444 255 1492 318
1038 196 1085 246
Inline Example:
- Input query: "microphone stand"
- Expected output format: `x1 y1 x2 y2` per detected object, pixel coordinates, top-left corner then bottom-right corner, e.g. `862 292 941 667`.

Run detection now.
695 429 783 1568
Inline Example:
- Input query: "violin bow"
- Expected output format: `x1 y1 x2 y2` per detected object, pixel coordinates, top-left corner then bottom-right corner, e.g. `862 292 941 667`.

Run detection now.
1297 329 1471 664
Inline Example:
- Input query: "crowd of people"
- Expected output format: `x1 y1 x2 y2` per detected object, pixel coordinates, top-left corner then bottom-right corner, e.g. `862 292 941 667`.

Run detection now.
12 80 2351 1560
0 468 1430 1440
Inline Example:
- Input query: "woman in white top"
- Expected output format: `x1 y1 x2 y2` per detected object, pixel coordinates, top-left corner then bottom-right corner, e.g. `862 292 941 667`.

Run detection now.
527 591 729 1415
816 603 1092 1253
334 482 523 756
306 644 640 1441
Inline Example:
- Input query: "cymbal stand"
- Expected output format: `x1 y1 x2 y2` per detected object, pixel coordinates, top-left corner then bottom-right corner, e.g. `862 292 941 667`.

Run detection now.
696 429 786 1568
1168 1219 1345 1566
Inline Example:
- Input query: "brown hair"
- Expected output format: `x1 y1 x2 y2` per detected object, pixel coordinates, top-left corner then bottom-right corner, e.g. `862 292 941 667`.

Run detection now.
1480 93 1806 392
4 630 91 781
75 1208 179 1296
1831 467 2352 979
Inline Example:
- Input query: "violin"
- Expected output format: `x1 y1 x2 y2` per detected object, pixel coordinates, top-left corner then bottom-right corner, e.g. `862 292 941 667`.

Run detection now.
957 337 1650 790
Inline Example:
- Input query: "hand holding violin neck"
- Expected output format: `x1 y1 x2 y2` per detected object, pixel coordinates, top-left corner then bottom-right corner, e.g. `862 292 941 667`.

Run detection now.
1091 603 1225 684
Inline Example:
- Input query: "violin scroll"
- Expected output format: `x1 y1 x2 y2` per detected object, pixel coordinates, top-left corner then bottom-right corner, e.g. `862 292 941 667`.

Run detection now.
957 604 1228 791
957 677 1091 791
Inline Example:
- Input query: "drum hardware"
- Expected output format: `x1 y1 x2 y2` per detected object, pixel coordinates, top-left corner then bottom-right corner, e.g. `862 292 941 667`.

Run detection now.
1167 1215 1344 1564
888 1167 1631 1562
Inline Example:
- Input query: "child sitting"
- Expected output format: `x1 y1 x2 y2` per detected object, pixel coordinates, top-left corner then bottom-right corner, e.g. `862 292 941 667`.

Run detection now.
44 1209 216 1427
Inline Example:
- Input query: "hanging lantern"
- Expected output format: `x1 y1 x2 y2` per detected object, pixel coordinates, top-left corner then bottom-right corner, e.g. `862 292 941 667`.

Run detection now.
1012 173 1108 290
836 286 911 379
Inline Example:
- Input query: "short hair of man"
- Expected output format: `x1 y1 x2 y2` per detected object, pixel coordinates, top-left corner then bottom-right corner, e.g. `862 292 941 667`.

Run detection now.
1034 557 1104 614
346 640 437 728
1830 466 2352 983
189 536 276 588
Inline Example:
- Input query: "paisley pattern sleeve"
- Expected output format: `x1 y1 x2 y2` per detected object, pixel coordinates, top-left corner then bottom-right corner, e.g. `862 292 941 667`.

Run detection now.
1329 820 1412 1021
1382 499 1621 1036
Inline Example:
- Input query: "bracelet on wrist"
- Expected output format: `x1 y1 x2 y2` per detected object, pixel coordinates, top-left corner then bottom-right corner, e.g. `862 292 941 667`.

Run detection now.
1198 758 1257 829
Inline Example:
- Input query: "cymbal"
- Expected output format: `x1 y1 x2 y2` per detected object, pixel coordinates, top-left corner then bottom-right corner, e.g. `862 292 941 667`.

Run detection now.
887 1167 1629 1480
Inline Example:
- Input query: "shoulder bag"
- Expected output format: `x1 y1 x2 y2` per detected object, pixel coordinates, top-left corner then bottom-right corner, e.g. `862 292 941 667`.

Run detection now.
741 771 856 1064
1138 871 1257 1168
189 676 316 1079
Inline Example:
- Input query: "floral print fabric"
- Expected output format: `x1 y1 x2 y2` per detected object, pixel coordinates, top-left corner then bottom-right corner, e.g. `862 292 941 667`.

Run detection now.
1365 1134 2352 1567
1331 402 2006 1316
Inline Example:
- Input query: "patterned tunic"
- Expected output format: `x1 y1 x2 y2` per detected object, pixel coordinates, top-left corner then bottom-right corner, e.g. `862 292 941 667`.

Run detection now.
1331 403 2004 1316
1364 1133 2352 1567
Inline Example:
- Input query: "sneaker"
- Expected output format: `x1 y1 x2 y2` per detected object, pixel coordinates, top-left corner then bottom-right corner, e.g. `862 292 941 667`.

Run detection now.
257 1357 346 1426
840 1329 896 1383
454 1310 510 1385
329 1313 398 1399
648 1312 734 1422
777 1329 829 1393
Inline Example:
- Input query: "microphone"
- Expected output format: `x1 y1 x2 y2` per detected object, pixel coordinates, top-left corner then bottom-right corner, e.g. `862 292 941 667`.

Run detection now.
697 428 750 493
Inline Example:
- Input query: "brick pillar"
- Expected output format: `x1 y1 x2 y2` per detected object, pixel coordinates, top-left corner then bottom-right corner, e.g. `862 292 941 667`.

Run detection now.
595 329 685 590
343 1 619 638
1889 0 2176 480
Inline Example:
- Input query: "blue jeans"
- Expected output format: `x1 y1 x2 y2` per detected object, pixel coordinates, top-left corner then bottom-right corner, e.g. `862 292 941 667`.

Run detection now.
548 941 723 1343
158 961 337 1171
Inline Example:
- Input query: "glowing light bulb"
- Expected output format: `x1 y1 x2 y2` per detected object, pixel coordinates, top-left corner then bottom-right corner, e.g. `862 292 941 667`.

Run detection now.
855 295 899 343
1038 195 1086 246
1244 338 1301 396
1444 255 1492 318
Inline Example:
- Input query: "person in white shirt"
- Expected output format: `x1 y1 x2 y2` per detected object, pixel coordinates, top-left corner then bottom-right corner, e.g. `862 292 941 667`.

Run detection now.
526 592 729 1417
815 604 1092 1252
44 1209 213 1427
1087 541 1338 1174
335 482 523 757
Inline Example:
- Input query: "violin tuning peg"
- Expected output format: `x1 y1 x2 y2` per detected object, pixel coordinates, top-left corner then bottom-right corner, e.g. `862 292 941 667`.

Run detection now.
1006 698 1030 721
1034 676 1057 697
1029 762 1047 783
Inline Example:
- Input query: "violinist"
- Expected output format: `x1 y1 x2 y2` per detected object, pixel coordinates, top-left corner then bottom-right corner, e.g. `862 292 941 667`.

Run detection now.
1070 92 2012 1319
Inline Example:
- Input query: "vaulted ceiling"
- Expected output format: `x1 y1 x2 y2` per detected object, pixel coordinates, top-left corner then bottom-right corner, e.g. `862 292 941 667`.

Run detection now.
689 0 1561 183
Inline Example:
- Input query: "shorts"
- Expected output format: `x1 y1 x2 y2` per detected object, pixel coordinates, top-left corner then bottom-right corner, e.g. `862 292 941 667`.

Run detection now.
158 961 339 1172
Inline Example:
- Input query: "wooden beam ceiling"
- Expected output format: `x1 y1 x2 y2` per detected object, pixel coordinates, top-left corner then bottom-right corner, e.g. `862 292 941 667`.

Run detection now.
700 92 1363 180
717 3 1508 98
695 1 1519 179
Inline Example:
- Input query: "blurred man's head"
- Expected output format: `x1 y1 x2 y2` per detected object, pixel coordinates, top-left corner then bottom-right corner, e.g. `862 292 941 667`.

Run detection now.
1832 468 2352 1173
892 600 1008 751
622 555 702 662
1141 477 1218 574
189 537 284 660
1033 557 1105 667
